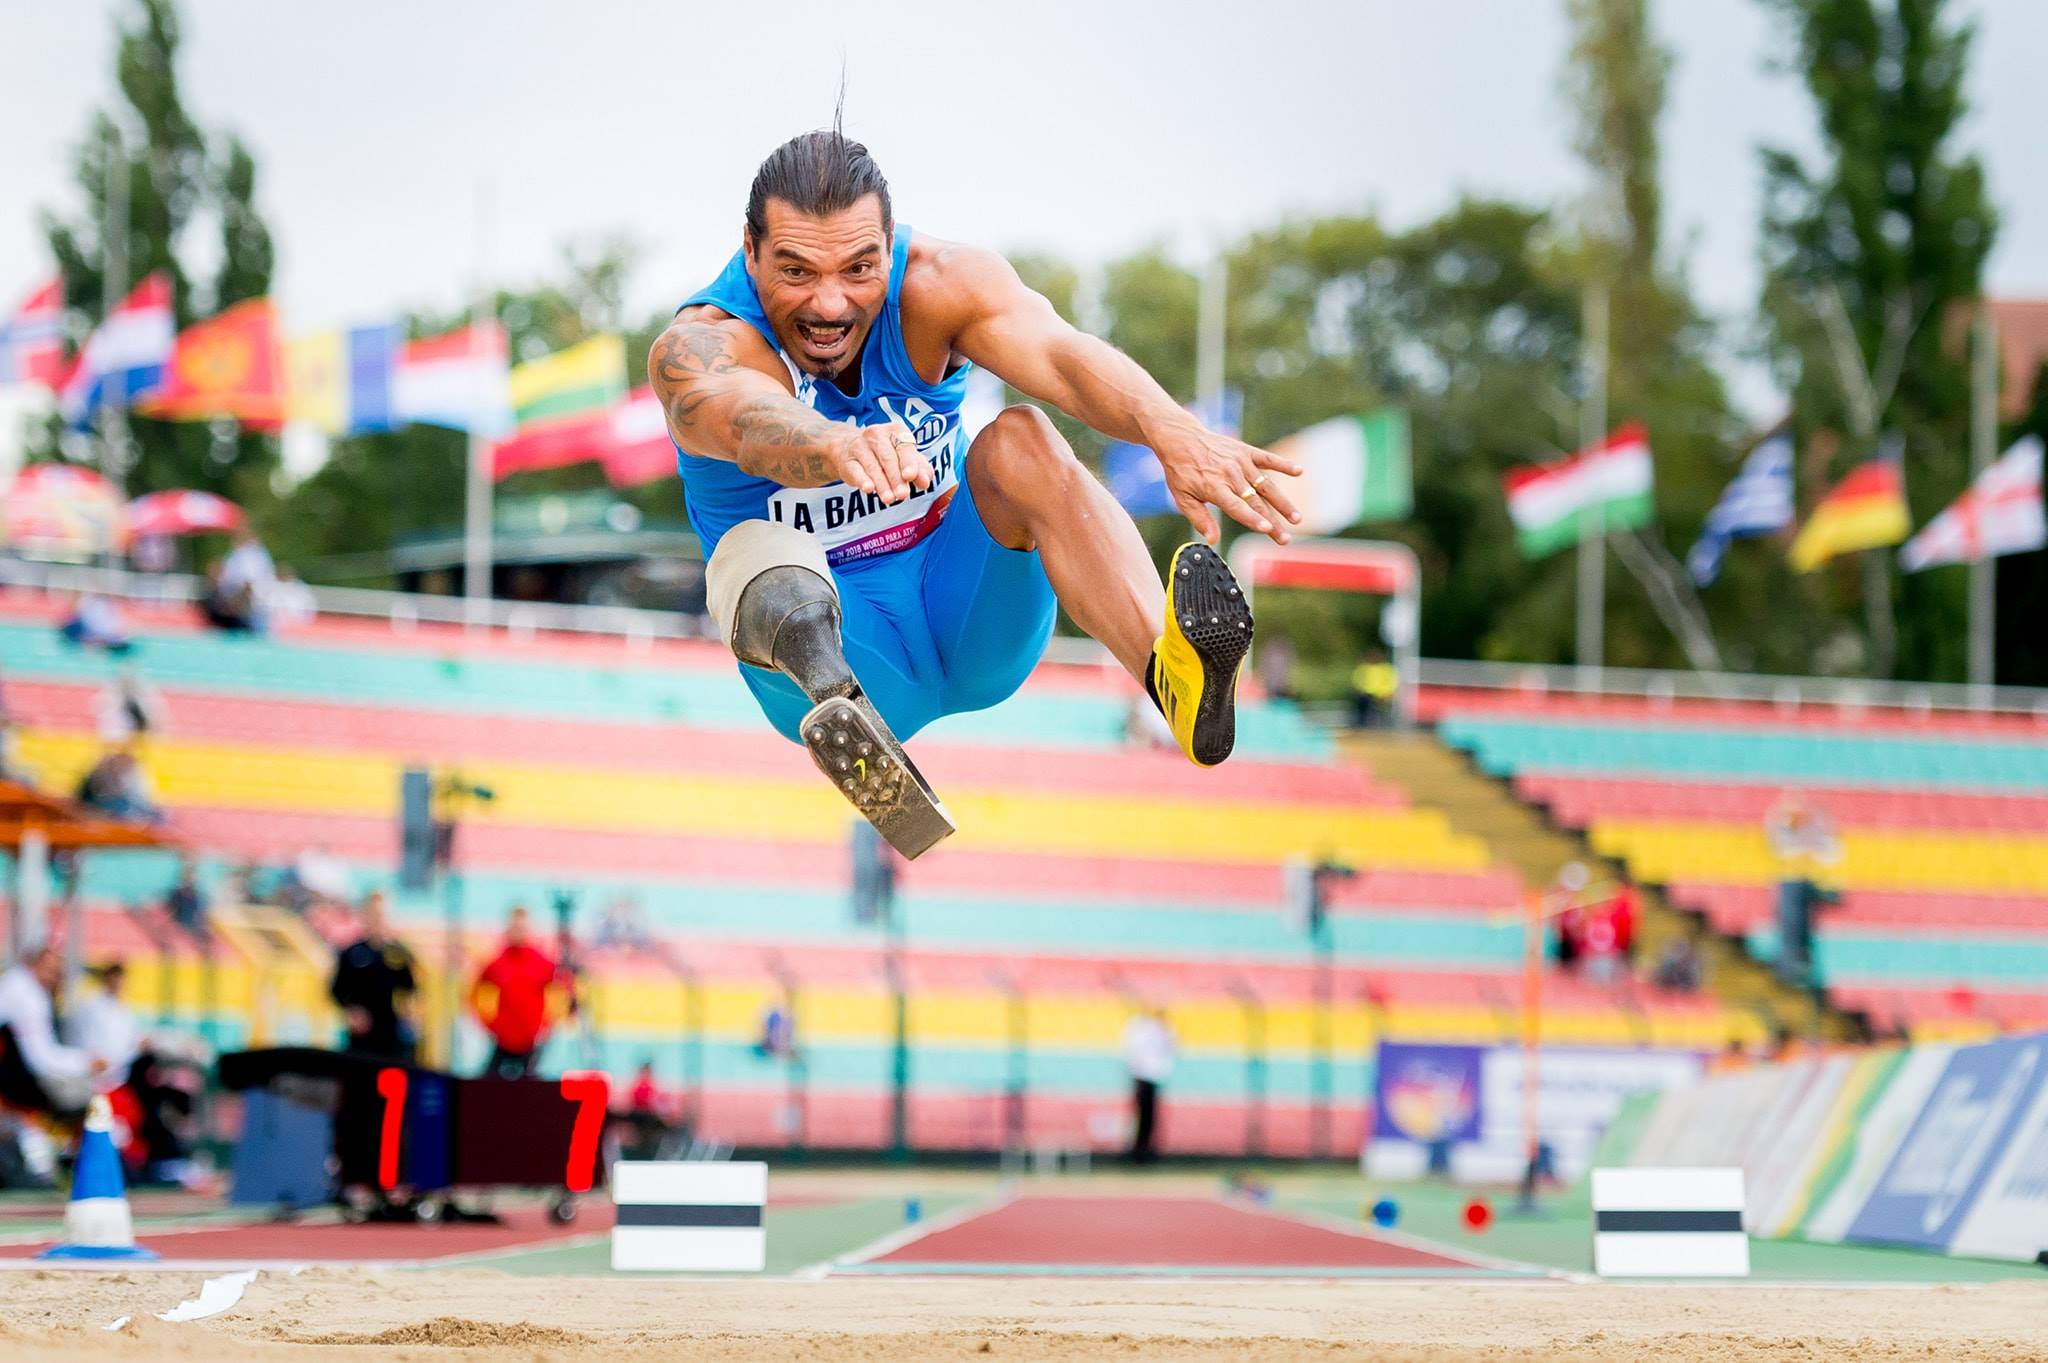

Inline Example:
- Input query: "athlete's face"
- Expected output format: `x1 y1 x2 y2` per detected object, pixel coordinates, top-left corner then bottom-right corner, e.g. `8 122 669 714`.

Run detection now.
746 196 891 382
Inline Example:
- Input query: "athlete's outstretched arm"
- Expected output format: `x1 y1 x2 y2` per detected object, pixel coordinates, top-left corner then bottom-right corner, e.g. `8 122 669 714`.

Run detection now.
939 246 1301 544
648 314 931 501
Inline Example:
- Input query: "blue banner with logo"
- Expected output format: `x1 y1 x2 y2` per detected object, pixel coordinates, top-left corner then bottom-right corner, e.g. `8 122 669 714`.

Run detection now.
1373 1041 1484 1143
1845 1033 2048 1252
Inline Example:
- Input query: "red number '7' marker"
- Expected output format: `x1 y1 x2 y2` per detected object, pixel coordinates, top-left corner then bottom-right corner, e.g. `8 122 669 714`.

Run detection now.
375 1067 408 1191
559 1071 610 1194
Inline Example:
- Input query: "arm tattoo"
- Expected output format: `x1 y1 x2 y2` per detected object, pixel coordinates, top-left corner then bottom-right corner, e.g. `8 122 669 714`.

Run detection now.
650 323 843 485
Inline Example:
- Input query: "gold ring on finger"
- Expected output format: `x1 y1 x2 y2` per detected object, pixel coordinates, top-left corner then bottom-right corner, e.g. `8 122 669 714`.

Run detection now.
1239 484 1259 501
1252 472 1269 489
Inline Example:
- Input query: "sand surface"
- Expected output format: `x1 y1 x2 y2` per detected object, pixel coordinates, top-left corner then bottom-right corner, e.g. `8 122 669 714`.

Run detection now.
2 1267 2046 1361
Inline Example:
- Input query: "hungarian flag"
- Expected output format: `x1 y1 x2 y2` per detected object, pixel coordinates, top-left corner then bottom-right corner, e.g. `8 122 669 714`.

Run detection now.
0 277 66 390
137 297 286 429
392 323 510 434
1789 457 1909 572
508 333 626 427
490 386 672 487
1899 437 2045 572
1265 409 1411 533
1503 423 1655 558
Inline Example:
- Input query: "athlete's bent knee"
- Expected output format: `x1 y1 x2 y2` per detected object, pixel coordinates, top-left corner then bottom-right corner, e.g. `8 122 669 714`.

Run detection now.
705 520 837 668
976 404 1075 485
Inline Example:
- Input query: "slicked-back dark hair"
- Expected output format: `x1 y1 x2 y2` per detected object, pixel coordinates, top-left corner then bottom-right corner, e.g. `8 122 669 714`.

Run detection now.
744 101 893 249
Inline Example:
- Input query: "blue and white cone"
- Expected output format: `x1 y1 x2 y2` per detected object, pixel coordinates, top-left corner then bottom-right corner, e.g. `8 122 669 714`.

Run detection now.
38 1095 158 1261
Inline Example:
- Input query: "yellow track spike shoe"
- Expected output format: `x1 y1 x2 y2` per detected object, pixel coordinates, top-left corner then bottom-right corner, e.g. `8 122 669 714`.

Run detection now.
1148 542 1254 767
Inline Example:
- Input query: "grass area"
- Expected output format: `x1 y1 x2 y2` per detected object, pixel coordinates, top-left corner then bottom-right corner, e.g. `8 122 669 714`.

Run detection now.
1283 1176 2041 1283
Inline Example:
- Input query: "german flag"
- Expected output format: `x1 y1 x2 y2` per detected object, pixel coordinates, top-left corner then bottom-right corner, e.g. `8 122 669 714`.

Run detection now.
137 298 285 430
1789 458 1909 572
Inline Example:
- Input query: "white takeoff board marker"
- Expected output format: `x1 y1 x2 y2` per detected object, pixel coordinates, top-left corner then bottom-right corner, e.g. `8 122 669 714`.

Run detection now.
1591 1167 1749 1278
610 1161 767 1272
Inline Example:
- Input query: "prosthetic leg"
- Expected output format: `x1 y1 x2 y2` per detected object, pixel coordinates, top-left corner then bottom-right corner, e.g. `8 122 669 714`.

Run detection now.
707 521 955 859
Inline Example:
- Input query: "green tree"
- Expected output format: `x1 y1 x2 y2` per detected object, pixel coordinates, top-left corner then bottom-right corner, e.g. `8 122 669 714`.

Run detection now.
39 0 280 503
1758 0 1996 680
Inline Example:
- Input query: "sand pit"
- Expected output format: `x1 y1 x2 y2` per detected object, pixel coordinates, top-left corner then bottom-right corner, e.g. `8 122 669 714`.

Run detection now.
2 1266 2046 1361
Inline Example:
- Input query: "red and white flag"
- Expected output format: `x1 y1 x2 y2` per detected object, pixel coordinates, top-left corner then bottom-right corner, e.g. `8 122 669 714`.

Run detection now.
0 277 66 390
391 323 511 435
490 387 672 487
1899 437 2046 572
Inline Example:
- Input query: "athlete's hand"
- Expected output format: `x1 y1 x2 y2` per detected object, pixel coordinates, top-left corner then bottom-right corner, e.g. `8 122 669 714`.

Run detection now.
1151 423 1304 546
830 420 935 506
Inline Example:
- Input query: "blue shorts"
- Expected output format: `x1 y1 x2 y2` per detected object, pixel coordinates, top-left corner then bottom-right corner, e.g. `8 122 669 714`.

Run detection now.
738 467 1057 744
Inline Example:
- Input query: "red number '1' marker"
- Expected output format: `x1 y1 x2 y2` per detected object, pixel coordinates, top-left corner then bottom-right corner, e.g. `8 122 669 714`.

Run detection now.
559 1071 610 1194
375 1066 408 1191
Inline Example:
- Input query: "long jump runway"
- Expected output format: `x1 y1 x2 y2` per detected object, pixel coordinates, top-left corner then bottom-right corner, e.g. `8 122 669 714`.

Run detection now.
831 1194 1547 1279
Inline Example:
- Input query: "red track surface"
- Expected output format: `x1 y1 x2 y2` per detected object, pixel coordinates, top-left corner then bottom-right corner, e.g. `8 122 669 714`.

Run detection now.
865 1195 1476 1270
0 1204 611 1263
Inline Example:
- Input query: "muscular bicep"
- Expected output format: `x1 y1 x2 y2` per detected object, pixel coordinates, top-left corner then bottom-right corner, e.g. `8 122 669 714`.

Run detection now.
646 317 803 462
937 249 1091 402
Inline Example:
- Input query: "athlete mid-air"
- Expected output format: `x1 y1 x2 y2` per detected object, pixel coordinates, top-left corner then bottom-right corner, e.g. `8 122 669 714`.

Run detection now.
651 126 1303 858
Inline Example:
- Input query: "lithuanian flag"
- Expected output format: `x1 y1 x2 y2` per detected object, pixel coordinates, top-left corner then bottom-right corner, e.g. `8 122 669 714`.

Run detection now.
508 333 626 426
1788 458 1909 572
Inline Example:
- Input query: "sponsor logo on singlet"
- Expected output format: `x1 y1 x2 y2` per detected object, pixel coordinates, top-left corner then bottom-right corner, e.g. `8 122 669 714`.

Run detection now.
764 391 961 567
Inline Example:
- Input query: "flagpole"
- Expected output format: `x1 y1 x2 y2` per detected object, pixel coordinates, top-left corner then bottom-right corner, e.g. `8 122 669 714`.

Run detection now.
99 123 132 498
463 180 494 629
1577 279 1609 684
1968 303 1998 705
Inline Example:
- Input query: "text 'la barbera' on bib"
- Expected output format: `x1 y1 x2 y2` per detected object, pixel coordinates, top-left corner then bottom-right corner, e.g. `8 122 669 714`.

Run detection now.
765 395 961 568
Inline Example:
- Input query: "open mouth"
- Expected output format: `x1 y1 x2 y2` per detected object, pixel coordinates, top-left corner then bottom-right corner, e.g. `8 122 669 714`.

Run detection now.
795 319 856 361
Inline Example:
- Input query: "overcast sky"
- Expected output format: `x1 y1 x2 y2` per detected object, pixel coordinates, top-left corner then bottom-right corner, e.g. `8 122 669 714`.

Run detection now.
5 0 2046 410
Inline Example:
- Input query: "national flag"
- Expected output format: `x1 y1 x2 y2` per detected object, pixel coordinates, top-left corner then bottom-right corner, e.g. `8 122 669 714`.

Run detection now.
1687 427 1795 586
0 277 66 390
391 323 511 434
136 297 286 430
1788 456 1909 572
1264 409 1411 533
285 321 400 435
1503 423 1655 558
1899 437 2046 572
1102 390 1241 518
508 333 627 427
57 273 174 427
489 386 672 487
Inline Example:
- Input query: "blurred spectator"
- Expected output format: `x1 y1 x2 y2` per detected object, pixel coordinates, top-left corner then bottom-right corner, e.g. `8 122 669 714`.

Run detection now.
1256 632 1297 703
76 744 163 824
59 594 134 655
1348 650 1399 729
278 845 351 915
269 569 317 628
131 532 174 575
164 856 208 934
1765 793 1843 988
95 667 167 744
1577 881 1637 985
754 1002 796 1061
0 668 20 782
470 905 561 1079
1122 1006 1175 1165
593 894 649 951
329 891 420 1062
200 529 277 634
1550 862 1592 971
618 1059 677 1159
0 942 102 1120
1652 935 1703 993
1708 1038 1752 1074
67 961 143 1082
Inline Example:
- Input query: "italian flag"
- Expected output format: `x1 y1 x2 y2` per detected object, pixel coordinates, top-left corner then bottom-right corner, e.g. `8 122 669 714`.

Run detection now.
1503 423 1655 558
509 333 627 426
1265 409 1411 534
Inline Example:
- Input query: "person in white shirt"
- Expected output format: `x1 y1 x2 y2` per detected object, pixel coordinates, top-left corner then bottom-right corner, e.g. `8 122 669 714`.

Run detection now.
0 944 101 1117
67 961 143 1083
1121 1006 1176 1164
95 669 167 745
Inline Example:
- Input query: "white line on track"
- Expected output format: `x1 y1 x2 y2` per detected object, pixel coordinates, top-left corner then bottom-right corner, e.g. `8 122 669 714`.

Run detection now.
794 1192 1016 1280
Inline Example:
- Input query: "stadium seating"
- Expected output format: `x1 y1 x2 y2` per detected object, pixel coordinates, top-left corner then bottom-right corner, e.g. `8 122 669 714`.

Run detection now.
0 592 1751 1154
1428 685 2048 1040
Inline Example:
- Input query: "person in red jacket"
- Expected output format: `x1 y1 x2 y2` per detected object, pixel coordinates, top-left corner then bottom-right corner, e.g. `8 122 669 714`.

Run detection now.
469 906 561 1079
